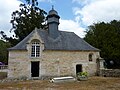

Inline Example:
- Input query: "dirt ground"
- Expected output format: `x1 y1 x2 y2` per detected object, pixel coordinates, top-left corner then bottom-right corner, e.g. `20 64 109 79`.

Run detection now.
0 76 120 90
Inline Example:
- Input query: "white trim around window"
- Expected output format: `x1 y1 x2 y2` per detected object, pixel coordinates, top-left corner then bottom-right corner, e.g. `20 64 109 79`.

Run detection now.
31 42 40 58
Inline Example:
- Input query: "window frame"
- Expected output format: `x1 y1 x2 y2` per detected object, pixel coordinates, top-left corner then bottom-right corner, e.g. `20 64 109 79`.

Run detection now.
31 41 40 58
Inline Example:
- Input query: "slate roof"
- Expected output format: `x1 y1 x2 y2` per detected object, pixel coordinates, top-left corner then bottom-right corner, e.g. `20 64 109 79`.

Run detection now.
9 29 100 51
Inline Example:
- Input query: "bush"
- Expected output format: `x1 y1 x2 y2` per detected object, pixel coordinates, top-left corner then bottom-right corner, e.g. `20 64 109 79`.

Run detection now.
77 72 88 77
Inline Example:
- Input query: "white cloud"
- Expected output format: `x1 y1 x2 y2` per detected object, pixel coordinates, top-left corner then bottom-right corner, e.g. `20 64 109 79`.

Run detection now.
73 0 120 26
72 0 96 5
73 0 83 4
0 0 21 37
59 19 85 38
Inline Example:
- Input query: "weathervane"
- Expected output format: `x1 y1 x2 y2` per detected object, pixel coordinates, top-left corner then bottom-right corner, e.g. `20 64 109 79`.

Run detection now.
52 5 54 10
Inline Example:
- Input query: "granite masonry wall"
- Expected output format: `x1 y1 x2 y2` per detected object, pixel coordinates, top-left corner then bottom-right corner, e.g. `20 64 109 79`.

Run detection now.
8 50 100 79
100 69 120 77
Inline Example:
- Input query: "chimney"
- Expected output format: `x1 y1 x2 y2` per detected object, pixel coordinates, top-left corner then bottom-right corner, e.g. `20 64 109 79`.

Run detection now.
46 6 60 39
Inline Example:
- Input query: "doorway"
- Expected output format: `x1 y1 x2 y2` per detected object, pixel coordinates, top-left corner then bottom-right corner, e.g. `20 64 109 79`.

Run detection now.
76 64 82 74
31 61 39 77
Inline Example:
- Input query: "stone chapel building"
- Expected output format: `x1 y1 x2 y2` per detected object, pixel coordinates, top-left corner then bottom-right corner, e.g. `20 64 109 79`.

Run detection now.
8 8 100 79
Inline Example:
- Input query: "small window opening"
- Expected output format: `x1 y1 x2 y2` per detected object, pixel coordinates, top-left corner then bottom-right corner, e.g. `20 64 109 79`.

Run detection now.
89 53 93 61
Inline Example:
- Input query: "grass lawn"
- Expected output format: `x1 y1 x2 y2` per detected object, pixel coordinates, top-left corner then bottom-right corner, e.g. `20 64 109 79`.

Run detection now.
0 76 120 90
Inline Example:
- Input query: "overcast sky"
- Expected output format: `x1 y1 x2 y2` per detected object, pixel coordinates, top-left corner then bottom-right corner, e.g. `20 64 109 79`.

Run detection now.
0 0 120 38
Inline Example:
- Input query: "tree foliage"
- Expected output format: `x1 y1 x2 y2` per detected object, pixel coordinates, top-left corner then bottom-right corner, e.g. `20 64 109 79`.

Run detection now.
0 31 18 46
0 40 11 63
84 20 120 68
10 0 47 41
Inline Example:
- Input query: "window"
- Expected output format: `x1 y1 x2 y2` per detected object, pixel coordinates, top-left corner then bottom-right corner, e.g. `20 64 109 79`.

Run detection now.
89 53 93 61
31 42 40 57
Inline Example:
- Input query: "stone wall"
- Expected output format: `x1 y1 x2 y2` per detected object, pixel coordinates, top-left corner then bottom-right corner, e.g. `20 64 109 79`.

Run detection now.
41 50 99 77
8 50 100 79
100 69 120 77
8 50 31 79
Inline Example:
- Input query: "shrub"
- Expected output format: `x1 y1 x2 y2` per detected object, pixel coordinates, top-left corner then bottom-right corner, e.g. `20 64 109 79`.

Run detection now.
77 72 88 77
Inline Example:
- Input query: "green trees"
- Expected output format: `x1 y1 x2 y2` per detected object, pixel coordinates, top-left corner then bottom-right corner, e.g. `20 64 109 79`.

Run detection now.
10 0 47 41
84 20 120 68
0 40 11 63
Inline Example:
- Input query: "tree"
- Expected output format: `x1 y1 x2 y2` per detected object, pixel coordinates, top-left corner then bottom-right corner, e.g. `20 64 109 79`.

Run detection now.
0 40 11 64
84 20 120 68
10 0 47 41
0 31 18 46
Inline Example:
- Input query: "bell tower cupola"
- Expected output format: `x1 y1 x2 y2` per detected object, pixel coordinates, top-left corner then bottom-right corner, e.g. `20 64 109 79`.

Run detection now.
47 6 60 39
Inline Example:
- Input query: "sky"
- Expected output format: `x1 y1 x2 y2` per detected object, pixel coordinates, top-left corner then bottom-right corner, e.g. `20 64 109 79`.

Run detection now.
1 0 120 38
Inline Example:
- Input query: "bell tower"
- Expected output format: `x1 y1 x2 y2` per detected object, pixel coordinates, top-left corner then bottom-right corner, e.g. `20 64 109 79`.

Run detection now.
47 6 60 39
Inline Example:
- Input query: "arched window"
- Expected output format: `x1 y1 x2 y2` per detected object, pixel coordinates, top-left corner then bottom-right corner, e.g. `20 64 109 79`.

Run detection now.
31 41 40 57
89 53 93 61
